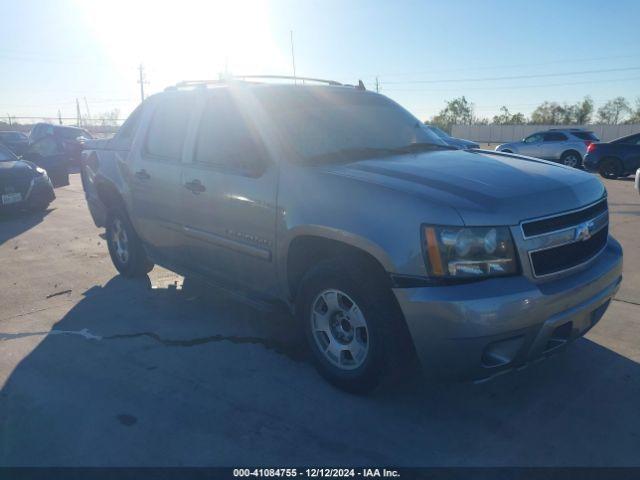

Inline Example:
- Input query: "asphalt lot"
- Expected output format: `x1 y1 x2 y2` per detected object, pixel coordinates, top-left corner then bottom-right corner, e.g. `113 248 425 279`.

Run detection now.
1 172 639 467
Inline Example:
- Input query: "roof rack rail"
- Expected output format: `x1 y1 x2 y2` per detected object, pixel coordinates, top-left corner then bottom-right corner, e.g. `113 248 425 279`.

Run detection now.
234 75 342 86
165 75 344 91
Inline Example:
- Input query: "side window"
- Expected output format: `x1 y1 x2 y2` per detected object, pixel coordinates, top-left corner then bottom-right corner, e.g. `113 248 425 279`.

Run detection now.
115 105 143 147
193 93 264 172
543 132 567 142
30 136 62 156
524 134 542 143
144 96 192 161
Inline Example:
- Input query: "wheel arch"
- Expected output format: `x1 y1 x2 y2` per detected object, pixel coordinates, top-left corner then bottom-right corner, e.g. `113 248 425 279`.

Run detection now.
284 231 394 302
561 149 583 161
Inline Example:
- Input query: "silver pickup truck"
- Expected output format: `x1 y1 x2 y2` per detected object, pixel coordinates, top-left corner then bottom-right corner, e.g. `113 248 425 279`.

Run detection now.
81 77 623 393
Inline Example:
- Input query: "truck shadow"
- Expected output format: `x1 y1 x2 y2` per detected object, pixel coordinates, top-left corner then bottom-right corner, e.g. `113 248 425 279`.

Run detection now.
1 275 639 466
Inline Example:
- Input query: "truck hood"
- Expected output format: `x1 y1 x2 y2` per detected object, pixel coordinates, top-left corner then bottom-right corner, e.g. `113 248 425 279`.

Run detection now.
322 149 605 226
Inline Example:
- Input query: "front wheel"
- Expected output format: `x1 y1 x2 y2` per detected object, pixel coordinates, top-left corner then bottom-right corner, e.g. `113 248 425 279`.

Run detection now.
106 208 154 277
296 258 410 393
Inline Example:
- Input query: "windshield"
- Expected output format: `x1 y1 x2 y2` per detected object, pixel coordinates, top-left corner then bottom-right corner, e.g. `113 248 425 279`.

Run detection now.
0 131 26 141
58 127 93 140
425 125 450 139
0 144 17 162
254 88 446 163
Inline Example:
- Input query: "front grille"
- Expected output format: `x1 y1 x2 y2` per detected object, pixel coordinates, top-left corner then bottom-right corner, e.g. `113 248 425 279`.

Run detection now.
530 226 608 276
0 174 31 198
522 199 607 237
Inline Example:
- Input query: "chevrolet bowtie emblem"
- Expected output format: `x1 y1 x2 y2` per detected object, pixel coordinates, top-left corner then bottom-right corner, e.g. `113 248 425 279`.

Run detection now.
575 221 594 242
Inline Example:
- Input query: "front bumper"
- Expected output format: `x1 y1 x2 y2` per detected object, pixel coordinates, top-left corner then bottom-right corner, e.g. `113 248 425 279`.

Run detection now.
393 236 623 381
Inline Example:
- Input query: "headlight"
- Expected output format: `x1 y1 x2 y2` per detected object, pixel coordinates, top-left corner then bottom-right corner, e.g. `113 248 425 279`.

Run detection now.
423 225 518 278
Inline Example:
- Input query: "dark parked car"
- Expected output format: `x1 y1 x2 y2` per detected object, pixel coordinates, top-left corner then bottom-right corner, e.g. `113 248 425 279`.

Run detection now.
21 136 70 187
29 123 93 166
0 144 55 212
423 125 480 149
0 131 29 156
583 132 640 179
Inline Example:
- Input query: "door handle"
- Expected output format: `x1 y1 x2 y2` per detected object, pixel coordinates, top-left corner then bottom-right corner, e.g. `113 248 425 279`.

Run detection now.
135 169 150 180
184 179 206 194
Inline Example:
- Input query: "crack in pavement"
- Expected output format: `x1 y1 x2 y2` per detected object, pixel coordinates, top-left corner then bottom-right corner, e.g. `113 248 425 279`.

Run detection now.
0 328 307 363
613 297 640 307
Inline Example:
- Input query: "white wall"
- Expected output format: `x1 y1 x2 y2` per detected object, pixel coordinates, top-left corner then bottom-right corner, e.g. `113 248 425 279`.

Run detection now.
451 124 640 144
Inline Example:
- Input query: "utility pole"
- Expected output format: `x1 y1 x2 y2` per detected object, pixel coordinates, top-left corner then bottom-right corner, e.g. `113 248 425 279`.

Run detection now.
138 64 147 103
76 98 82 127
375 76 380 93
290 31 297 84
57 110 62 125
7 114 11 127
83 97 92 126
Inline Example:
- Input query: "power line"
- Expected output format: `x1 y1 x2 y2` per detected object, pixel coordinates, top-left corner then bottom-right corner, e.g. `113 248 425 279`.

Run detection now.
358 54 640 79
382 66 640 85
383 75 640 92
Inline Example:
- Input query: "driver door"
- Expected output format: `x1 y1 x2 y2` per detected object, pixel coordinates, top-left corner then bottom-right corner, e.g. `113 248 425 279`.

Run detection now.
22 136 69 187
519 133 543 157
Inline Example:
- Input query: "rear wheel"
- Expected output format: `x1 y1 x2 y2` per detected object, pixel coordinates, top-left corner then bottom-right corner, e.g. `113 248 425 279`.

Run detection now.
560 151 582 168
296 258 411 393
599 158 623 179
106 207 154 277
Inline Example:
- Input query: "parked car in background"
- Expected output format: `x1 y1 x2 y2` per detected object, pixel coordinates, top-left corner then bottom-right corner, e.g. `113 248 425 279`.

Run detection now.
583 132 640 179
29 123 93 166
423 125 480 149
495 129 599 168
21 136 70 187
0 131 29 156
81 77 622 393
0 144 55 212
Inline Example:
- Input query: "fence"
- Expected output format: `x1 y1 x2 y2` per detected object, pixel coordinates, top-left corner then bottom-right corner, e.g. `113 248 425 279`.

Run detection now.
451 124 640 144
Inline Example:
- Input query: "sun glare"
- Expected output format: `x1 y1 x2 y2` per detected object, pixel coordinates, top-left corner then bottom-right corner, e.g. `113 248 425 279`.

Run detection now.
75 0 289 93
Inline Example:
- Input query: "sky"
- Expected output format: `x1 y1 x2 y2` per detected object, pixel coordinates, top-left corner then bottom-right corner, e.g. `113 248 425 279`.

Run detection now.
1 0 639 124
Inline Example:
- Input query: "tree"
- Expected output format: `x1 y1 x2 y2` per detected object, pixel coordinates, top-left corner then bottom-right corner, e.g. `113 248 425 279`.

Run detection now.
597 97 631 124
571 96 594 124
97 109 121 127
626 98 640 124
428 96 478 132
492 106 526 125
530 101 567 125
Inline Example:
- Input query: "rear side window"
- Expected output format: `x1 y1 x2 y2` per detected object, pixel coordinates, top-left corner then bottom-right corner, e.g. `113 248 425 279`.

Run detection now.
145 96 192 160
115 105 143 147
572 131 599 141
193 93 263 171
615 134 640 145
543 132 567 142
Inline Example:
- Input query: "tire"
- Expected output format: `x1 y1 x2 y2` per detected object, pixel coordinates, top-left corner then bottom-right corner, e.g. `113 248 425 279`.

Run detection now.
29 200 51 212
295 257 411 394
106 207 154 277
599 158 623 179
560 151 582 168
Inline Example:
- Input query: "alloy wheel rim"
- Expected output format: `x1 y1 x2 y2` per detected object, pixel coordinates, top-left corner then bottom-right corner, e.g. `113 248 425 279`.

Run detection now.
112 218 129 264
310 289 369 370
564 155 579 167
